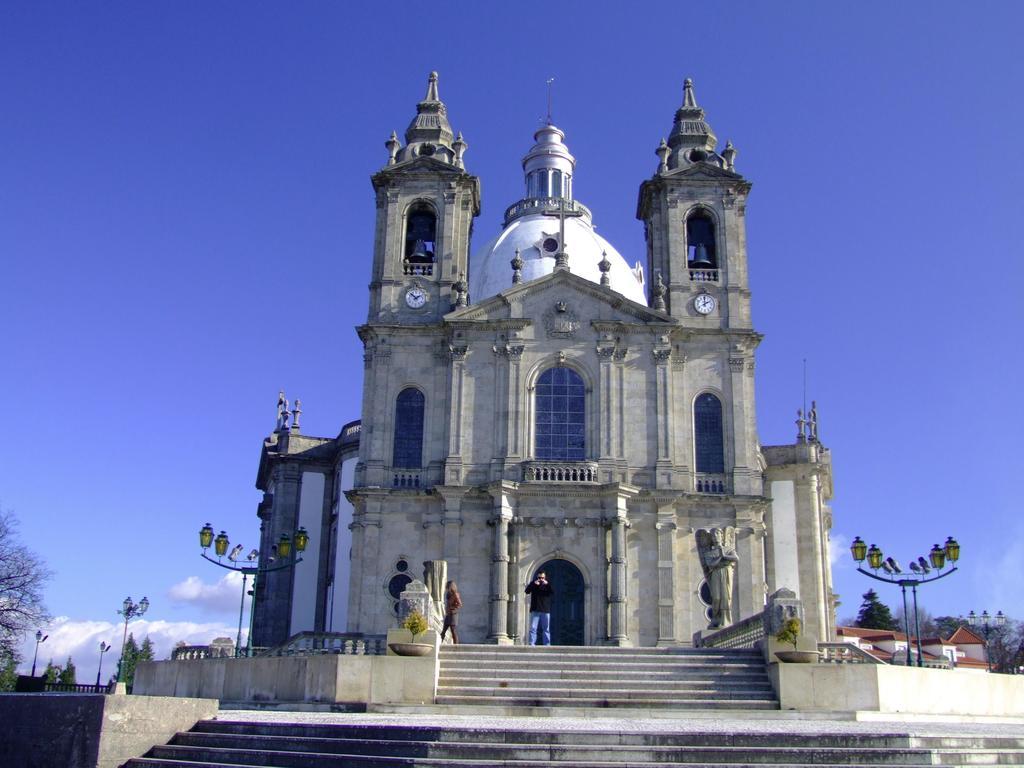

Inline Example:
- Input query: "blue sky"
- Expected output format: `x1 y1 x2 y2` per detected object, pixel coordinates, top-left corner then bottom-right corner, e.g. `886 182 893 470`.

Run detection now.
2 2 1022 680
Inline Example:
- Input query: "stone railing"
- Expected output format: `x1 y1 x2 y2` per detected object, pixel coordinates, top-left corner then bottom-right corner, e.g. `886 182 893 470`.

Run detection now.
523 461 600 484
402 261 433 276
503 197 592 225
697 611 766 649
689 267 720 282
695 473 729 494
172 644 235 660
263 632 388 657
818 642 885 665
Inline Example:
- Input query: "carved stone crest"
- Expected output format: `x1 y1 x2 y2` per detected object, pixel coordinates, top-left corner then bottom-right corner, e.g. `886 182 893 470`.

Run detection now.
543 301 580 338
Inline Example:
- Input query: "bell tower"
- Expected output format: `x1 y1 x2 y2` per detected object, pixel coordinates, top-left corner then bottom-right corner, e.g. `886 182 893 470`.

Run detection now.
637 79 752 329
368 72 480 323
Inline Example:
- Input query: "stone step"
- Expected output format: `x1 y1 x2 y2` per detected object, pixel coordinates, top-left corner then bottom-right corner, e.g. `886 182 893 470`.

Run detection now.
441 643 763 655
434 694 780 709
438 675 775 690
142 736 949 766
437 685 776 700
121 721 1024 768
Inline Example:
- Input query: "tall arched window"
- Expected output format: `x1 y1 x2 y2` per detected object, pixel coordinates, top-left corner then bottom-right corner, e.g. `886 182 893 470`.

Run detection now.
535 367 585 461
686 210 717 269
404 203 436 269
393 388 425 468
694 393 724 473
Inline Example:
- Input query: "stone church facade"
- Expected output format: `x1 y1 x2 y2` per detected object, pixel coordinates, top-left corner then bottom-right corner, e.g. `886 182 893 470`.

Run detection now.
252 73 836 649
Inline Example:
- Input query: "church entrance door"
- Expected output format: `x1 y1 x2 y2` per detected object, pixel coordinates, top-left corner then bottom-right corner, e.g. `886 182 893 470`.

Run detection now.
538 559 584 645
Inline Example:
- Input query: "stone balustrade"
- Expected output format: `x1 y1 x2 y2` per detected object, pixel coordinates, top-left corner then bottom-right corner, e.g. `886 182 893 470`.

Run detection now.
523 461 599 484
689 267 720 282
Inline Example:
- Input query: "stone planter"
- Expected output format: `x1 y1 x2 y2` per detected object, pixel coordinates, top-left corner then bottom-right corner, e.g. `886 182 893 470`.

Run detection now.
388 642 434 657
775 650 819 663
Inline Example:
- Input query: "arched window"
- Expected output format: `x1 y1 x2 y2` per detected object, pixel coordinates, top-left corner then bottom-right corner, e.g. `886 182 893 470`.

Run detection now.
686 211 717 269
404 203 436 270
393 388 425 468
535 367 585 461
694 393 724 473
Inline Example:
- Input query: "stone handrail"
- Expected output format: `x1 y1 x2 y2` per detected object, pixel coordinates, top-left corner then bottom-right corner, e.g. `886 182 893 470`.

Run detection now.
817 642 885 664
698 611 765 649
503 197 593 226
263 631 388 657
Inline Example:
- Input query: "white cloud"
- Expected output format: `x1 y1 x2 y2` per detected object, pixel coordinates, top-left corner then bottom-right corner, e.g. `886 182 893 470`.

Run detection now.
979 520 1024 621
829 532 850 569
168 571 249 615
17 616 239 684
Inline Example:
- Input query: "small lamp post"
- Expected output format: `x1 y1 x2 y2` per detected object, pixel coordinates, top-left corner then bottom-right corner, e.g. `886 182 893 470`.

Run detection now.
198 522 308 656
96 641 111 689
850 535 960 667
31 630 48 677
965 610 1006 672
116 595 150 683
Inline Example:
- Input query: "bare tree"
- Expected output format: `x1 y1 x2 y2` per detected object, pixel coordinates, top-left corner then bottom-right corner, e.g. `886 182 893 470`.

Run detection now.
0 510 51 657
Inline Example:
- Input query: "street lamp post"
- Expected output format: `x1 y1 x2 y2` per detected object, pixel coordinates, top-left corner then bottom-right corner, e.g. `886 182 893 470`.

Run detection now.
31 630 48 677
116 595 150 683
850 536 960 667
965 610 1006 672
198 523 308 657
96 641 111 688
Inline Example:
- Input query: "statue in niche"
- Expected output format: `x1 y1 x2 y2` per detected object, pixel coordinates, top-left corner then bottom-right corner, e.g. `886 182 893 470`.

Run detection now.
697 527 738 628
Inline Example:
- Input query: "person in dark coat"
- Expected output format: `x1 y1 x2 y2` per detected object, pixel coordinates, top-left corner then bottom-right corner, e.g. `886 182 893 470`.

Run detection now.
440 580 462 644
525 571 554 645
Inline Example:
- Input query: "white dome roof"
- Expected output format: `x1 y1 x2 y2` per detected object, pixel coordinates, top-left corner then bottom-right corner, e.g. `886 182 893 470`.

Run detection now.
470 214 647 305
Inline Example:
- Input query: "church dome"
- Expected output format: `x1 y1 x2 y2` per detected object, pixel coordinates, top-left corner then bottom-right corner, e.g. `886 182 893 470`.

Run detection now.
469 123 646 306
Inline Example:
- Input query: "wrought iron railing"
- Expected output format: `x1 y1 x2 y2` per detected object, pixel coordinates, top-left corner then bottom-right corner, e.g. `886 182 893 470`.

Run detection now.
503 197 593 225
523 461 599 484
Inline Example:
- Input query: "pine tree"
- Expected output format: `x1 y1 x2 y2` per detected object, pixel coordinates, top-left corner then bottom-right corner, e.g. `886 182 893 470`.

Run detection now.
139 636 155 662
119 633 140 688
855 589 900 631
0 651 18 692
58 656 76 685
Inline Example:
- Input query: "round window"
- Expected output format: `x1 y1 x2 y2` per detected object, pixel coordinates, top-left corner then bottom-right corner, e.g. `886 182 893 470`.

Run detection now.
395 559 409 573
388 573 412 600
542 237 559 253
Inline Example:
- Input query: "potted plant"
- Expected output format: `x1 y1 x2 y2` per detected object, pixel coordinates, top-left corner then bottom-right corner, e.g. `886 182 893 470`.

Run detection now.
773 617 818 663
388 610 434 656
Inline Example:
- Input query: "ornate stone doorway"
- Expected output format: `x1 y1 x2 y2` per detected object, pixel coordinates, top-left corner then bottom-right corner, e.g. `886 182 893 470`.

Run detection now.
537 558 584 645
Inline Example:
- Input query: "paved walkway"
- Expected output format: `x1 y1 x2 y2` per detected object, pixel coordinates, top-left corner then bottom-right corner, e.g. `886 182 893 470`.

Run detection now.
217 709 1024 739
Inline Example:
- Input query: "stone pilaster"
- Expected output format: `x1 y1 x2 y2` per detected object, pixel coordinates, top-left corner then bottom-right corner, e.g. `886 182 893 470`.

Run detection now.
655 503 678 645
444 343 468 485
607 494 631 646
652 342 674 488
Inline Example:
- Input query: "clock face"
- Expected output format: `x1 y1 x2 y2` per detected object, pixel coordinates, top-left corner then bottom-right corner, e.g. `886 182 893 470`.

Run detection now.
405 287 426 308
694 293 716 315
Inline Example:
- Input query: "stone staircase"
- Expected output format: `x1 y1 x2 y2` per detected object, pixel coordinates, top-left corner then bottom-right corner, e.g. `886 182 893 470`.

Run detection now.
122 719 1024 767
435 644 778 710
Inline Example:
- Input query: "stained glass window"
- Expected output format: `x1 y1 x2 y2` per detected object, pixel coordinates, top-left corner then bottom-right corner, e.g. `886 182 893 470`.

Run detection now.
393 388 425 468
535 367 585 460
694 393 725 473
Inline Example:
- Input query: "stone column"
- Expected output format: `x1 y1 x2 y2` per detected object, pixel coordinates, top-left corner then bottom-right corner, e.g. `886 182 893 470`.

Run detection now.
436 486 466 566
727 351 758 494
444 343 468 485
655 503 678 645
597 344 615 460
607 494 631 646
488 488 513 644
653 343 674 488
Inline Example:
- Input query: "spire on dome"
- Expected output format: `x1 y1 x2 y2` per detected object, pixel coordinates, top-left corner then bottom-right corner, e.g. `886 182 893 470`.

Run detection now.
682 77 698 108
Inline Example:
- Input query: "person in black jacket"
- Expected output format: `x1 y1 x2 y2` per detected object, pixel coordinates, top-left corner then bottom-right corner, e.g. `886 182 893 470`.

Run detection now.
525 571 554 645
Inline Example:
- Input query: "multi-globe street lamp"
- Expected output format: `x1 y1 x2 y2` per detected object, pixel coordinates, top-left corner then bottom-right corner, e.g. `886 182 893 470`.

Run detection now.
96 641 112 688
198 523 308 656
850 535 960 667
116 595 150 683
31 629 48 677
965 609 1006 672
